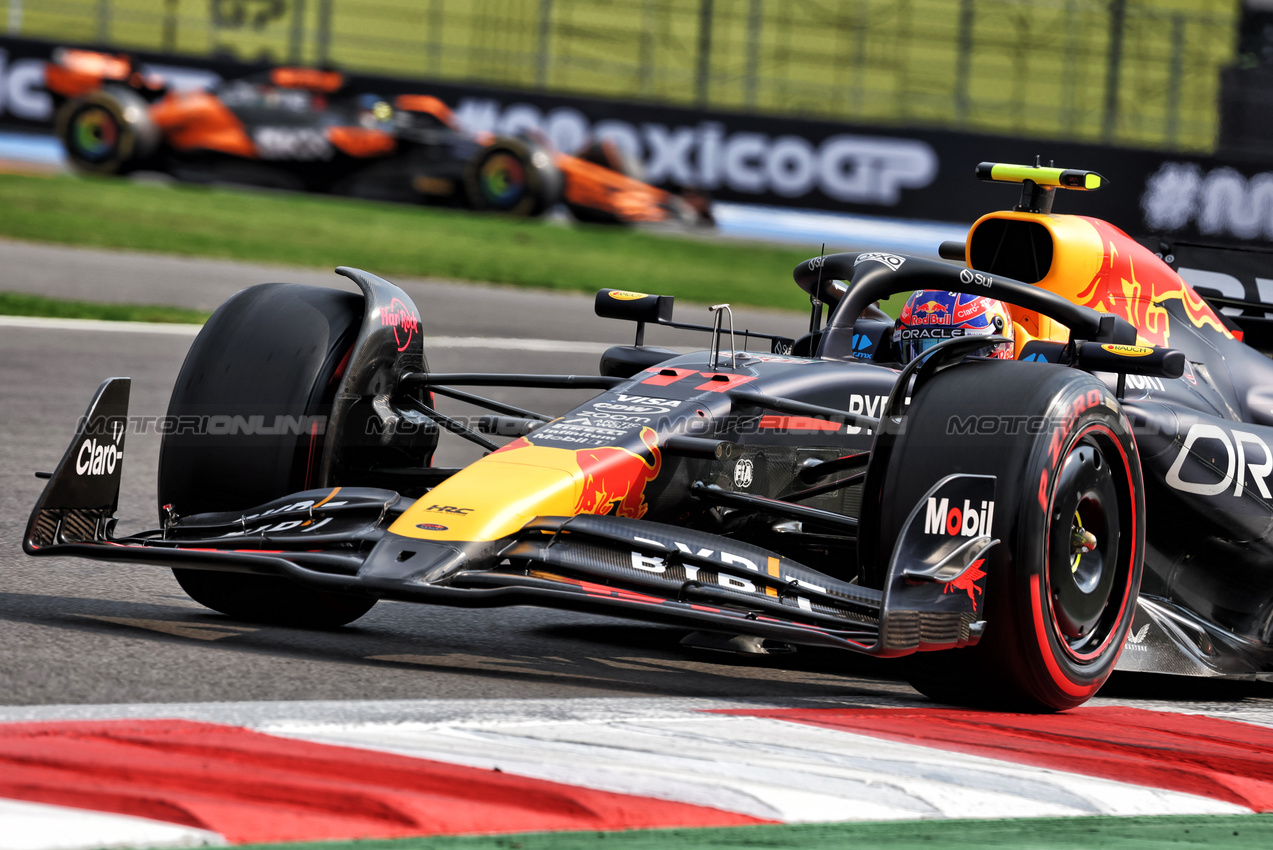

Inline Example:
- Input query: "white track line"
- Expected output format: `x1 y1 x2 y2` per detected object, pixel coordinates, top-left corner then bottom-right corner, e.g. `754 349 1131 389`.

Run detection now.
0 315 202 336
0 798 223 850
0 315 612 353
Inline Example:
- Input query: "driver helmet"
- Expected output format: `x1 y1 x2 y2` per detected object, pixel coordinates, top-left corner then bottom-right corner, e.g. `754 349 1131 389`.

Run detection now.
893 290 1014 362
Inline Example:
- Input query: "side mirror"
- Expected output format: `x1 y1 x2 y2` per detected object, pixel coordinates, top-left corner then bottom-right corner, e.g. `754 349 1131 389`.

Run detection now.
594 289 674 323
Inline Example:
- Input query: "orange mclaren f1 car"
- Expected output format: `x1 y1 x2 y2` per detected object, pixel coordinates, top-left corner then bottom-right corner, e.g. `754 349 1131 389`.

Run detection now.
44 47 711 225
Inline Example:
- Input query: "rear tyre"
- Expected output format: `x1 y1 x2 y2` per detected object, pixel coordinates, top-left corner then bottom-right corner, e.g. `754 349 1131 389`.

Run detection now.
159 284 378 628
56 86 159 175
464 137 561 217
873 361 1143 711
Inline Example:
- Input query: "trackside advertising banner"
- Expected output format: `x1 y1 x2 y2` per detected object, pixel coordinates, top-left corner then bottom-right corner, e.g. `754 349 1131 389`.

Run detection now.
6 35 1273 246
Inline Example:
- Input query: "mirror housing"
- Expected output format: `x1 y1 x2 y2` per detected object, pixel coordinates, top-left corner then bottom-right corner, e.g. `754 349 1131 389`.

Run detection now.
594 289 674 323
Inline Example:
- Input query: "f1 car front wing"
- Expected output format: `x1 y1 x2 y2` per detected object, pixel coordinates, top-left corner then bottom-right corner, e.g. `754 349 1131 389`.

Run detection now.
25 378 993 658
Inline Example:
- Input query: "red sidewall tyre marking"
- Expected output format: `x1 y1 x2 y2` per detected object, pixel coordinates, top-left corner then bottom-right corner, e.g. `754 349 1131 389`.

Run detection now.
1039 422 1139 667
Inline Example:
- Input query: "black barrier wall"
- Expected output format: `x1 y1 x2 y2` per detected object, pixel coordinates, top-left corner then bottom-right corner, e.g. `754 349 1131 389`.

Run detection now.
7 35 1273 247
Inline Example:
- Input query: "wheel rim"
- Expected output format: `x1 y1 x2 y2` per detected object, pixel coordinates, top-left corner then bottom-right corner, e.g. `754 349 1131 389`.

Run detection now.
69 104 120 164
1045 433 1129 661
478 151 527 209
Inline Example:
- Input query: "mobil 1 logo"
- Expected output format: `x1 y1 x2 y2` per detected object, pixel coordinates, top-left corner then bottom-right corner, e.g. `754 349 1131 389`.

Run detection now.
917 474 997 540
926 495 995 537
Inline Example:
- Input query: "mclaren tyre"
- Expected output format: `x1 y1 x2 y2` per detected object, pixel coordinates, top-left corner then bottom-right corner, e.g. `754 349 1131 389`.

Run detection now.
158 284 378 628
56 85 159 175
874 361 1144 711
464 137 562 217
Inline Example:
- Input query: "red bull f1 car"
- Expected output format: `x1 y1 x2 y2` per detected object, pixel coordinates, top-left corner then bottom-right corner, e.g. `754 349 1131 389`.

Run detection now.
25 162 1273 711
43 47 710 225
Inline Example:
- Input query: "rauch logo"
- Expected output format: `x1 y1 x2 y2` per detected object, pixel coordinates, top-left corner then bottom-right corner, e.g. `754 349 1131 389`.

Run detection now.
925 497 995 537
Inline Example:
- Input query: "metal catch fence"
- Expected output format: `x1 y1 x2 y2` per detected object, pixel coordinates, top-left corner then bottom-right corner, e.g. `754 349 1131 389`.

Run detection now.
6 0 1240 152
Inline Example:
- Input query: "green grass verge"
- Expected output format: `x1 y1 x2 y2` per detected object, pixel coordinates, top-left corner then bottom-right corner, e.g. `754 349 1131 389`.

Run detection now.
0 291 209 324
0 173 820 312
234 814 1273 850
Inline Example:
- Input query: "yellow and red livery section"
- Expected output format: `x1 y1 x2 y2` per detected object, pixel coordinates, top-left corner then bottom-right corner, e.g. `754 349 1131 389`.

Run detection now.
390 426 663 543
1075 217 1231 347
963 209 1232 353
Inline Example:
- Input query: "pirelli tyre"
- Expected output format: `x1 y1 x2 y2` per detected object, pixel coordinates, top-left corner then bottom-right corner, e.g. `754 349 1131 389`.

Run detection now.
872 361 1144 711
464 136 562 217
56 85 159 175
158 284 377 628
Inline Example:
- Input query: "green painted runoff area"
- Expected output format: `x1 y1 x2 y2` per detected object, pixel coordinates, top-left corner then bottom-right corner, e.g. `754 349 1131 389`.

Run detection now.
234 814 1273 850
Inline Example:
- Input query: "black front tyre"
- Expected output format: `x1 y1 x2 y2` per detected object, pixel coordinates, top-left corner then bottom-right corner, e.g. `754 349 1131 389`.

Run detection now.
160 284 377 628
56 86 159 175
875 361 1144 711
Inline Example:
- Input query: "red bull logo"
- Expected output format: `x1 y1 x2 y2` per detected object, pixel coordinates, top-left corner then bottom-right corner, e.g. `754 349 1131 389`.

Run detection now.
492 427 663 520
1075 217 1230 348
573 427 662 519
915 300 948 316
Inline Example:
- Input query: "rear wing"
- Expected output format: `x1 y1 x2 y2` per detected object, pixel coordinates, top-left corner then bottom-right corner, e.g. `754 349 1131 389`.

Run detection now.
1141 237 1273 355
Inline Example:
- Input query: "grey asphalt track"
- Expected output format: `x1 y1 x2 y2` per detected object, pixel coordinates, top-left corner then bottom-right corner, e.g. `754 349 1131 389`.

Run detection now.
0 238 806 344
1 241 1269 715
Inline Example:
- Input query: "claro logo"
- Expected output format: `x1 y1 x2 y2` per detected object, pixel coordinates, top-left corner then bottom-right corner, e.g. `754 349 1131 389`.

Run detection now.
925 497 995 537
76 437 122 476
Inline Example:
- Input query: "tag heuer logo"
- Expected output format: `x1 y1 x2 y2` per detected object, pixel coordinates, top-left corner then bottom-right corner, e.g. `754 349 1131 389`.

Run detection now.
854 253 906 271
734 458 754 489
